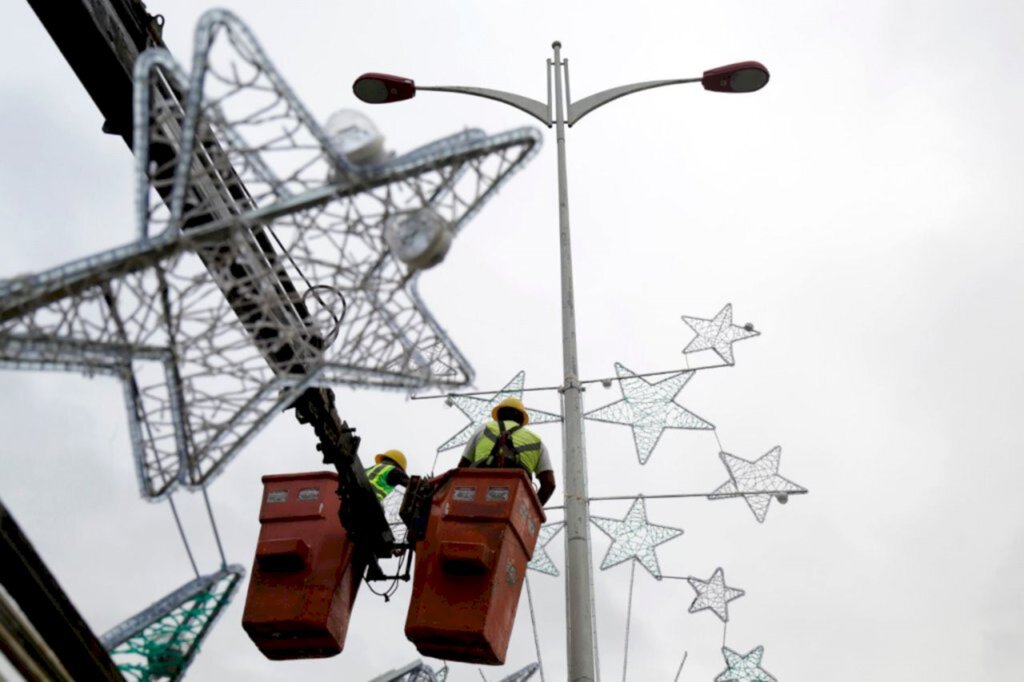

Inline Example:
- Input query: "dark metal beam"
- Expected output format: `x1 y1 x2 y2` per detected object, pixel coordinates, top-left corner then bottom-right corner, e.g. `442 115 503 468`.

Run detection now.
0 500 122 681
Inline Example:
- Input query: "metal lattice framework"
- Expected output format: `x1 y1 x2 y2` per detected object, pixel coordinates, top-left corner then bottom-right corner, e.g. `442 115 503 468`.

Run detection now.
710 447 807 523
0 9 542 500
591 496 683 579
100 565 244 682
437 371 562 452
584 363 713 464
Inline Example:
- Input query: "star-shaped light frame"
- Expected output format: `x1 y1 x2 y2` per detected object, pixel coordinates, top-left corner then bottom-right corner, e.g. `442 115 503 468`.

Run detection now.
527 521 565 576
681 304 759 365
584 363 713 464
709 446 806 523
687 567 745 622
715 646 777 682
0 10 541 500
436 371 561 452
591 496 683 578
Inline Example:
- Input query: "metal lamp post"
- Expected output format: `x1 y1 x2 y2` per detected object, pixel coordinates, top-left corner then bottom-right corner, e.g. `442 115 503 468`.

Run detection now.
354 44 769 682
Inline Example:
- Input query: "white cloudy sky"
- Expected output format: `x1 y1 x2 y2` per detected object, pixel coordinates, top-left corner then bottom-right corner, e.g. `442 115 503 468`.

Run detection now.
2 1 1023 680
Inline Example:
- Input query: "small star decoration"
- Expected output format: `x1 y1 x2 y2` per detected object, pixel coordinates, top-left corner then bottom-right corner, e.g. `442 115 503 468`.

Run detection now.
584 363 713 465
687 567 745 622
715 646 777 682
709 446 806 523
528 522 565 576
591 496 683 578
436 371 561 452
681 304 759 365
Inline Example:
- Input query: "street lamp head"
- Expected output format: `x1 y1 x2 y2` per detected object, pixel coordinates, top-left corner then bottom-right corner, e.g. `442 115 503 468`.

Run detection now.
352 72 416 104
701 61 770 93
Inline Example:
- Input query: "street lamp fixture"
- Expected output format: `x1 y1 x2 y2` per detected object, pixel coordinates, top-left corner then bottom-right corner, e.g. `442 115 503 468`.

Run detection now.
354 44 768 682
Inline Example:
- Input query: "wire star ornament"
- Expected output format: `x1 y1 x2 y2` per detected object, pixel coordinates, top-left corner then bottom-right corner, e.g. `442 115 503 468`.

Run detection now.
687 567 745 622
715 646 777 682
584 363 713 464
0 10 541 500
709 446 806 523
436 371 562 452
681 304 759 365
528 522 565 576
591 496 683 578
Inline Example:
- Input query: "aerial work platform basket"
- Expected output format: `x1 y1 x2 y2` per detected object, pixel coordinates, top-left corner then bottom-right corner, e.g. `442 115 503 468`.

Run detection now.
405 468 545 664
242 471 365 659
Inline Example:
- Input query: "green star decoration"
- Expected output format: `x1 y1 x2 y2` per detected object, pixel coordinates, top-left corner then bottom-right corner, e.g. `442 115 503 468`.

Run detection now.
687 567 745 622
591 496 683 578
709 446 806 523
681 303 759 365
584 363 713 464
436 371 561 452
715 646 777 682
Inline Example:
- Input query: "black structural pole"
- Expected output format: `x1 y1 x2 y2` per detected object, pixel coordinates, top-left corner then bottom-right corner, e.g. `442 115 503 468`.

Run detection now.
0 500 123 680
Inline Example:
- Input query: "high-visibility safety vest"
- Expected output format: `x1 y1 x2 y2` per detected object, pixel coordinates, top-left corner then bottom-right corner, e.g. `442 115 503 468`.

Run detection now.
366 463 398 501
469 420 543 477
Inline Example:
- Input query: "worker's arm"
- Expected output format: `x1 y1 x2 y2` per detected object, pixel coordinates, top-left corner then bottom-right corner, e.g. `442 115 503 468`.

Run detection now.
536 470 556 505
386 467 410 488
458 427 483 468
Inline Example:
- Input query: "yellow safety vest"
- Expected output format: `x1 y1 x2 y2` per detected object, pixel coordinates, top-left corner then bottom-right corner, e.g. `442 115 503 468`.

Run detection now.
366 463 397 501
470 420 543 477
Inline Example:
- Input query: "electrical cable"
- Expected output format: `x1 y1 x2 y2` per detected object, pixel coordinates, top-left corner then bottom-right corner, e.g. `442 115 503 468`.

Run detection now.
622 561 636 682
200 484 228 568
167 495 200 579
524 576 545 682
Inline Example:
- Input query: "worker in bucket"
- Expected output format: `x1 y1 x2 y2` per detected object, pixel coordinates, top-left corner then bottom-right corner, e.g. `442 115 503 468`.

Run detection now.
458 397 556 505
366 449 410 502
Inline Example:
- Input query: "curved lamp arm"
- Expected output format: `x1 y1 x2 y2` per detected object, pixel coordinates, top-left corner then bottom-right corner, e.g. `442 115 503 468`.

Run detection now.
567 77 701 126
418 85 552 127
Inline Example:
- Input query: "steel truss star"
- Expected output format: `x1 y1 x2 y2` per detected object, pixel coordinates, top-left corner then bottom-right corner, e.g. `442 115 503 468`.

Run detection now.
436 371 561 452
687 567 745 622
591 496 683 578
0 10 541 500
709 446 806 523
715 646 777 682
681 303 759 365
528 522 565 576
584 363 713 464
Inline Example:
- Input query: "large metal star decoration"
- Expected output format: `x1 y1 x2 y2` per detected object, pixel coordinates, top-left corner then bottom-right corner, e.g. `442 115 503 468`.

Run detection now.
709 446 806 523
715 646 777 682
0 10 541 500
527 522 565 576
584 363 713 464
681 304 759 365
436 371 561 452
687 567 745 622
591 496 683 578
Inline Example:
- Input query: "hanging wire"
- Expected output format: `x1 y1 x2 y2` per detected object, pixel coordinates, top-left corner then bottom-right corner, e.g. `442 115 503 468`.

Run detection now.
722 619 728 648
200 484 228 568
713 428 725 453
167 495 200 579
408 361 732 402
587 490 808 502
622 561 636 682
673 652 688 682
524 576 546 682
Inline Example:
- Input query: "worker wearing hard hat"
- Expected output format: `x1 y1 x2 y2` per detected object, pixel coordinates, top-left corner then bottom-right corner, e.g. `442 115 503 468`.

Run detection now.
458 397 557 505
366 449 410 501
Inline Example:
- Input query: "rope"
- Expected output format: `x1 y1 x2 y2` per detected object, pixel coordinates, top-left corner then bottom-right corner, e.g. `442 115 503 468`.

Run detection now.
200 485 228 569
673 652 688 682
622 561 636 682
167 495 200 579
525 576 545 682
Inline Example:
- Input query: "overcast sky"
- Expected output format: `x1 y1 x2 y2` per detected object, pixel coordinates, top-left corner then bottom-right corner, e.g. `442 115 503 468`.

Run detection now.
2 1 1024 680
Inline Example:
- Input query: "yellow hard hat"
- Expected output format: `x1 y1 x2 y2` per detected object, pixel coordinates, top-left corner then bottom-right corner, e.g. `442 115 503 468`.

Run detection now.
375 449 407 471
491 396 529 425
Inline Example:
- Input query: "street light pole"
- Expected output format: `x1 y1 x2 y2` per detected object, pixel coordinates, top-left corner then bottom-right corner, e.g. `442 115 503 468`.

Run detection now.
353 49 768 682
549 40 598 682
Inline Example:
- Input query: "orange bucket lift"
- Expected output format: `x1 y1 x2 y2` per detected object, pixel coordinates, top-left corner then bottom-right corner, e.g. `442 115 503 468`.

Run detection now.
404 468 545 664
241 472 365 659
